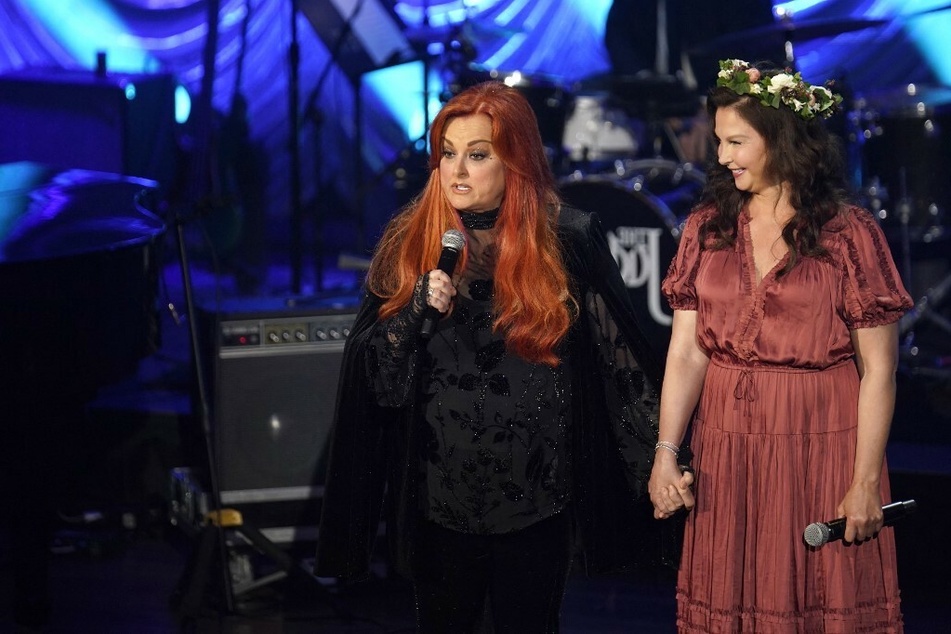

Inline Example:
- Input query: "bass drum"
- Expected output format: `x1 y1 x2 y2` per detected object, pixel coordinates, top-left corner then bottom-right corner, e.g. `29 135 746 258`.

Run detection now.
559 165 703 360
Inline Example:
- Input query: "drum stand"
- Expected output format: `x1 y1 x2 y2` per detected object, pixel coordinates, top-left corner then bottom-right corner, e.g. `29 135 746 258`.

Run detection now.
900 274 951 339
890 176 951 376
899 271 951 379
609 75 698 164
645 115 688 163
852 113 951 377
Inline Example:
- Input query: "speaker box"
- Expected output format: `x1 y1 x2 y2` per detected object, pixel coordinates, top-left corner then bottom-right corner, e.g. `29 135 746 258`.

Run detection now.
0 67 177 186
197 297 358 544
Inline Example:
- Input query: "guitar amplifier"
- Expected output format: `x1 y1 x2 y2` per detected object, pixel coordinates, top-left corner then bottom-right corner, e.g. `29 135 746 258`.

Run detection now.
197 296 359 544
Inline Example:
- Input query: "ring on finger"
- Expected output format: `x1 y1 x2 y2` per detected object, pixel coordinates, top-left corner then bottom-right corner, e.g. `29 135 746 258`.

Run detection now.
427 287 435 298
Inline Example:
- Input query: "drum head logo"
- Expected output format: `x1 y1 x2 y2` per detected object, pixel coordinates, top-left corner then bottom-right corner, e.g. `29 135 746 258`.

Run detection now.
607 226 671 326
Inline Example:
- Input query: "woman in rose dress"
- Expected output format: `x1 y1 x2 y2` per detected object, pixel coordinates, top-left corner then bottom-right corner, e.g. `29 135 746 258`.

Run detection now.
648 60 911 632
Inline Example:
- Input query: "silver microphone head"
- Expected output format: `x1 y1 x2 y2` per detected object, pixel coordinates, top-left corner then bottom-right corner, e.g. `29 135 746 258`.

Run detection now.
442 229 466 251
803 522 831 547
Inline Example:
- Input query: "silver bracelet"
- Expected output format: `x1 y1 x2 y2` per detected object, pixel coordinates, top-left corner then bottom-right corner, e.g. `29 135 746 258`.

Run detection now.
654 441 680 456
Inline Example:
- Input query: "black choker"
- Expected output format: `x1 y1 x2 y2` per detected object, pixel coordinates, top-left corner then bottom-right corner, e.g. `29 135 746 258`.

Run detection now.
458 208 499 230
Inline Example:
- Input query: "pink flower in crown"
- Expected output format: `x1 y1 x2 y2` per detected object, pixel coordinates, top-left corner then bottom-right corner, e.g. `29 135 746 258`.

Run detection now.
746 68 761 83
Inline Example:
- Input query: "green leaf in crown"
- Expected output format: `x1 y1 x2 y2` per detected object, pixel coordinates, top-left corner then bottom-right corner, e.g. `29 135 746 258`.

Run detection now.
716 59 843 121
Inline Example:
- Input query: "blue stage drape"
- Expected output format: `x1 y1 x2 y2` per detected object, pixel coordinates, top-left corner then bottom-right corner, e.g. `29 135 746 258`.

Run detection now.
0 0 947 252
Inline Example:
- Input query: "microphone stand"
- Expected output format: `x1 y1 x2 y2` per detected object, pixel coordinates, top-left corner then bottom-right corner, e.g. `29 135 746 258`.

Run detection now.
170 4 348 619
289 0 304 294
169 198 349 622
299 0 366 292
893 170 951 376
166 0 236 621
169 201 235 620
421 0 432 139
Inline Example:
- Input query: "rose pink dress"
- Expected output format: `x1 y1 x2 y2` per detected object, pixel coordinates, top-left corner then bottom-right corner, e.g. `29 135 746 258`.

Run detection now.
662 205 911 633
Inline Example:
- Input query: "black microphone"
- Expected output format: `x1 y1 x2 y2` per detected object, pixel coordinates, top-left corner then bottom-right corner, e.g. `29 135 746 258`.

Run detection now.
420 229 466 339
803 499 918 547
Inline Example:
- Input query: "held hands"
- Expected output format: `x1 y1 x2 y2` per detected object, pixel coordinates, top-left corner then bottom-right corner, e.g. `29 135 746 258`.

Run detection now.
426 270 457 314
648 450 696 520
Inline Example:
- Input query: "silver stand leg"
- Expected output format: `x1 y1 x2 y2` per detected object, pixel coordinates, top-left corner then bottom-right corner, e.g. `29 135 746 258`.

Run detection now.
900 273 951 338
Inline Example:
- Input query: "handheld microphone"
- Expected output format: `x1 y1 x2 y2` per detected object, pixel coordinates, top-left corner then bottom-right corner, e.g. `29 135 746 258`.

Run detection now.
420 229 466 339
803 499 917 547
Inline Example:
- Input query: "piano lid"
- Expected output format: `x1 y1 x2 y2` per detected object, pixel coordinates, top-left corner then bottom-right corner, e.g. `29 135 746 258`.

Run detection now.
0 161 166 264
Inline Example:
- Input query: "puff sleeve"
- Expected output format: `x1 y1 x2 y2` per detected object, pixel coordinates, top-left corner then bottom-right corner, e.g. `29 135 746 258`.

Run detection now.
838 207 913 329
661 207 709 311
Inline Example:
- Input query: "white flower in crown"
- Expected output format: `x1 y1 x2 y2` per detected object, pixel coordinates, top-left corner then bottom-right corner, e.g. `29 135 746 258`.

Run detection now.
768 73 797 93
749 83 764 95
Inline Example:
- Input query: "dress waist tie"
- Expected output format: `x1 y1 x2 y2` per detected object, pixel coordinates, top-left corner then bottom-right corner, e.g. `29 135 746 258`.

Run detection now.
733 369 757 418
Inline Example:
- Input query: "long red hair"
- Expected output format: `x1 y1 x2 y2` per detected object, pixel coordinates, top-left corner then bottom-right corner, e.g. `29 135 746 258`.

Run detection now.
366 81 576 366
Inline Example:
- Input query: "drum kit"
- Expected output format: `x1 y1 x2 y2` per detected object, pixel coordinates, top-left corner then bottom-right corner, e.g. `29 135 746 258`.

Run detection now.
833 1 951 369
407 12 951 364
851 82 951 370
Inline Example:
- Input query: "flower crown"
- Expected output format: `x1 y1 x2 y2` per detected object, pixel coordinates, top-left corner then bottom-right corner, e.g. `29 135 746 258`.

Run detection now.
716 59 842 121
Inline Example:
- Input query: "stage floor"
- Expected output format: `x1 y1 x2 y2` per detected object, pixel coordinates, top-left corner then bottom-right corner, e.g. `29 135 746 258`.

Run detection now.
2 252 949 633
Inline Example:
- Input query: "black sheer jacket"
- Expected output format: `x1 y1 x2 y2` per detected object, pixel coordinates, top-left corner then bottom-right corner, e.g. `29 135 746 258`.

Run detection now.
315 205 682 583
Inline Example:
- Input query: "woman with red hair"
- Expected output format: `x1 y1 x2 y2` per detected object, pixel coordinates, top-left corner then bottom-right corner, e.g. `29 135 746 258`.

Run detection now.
316 81 690 632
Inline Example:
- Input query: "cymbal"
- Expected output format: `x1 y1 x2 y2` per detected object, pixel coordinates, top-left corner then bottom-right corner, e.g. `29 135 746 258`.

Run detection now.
576 73 701 119
575 72 689 92
476 67 568 89
689 17 889 56
405 20 522 45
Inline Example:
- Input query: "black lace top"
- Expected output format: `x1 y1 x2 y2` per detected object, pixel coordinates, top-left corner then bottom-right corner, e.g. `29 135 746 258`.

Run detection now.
364 207 660 538
418 287 571 534
368 211 570 533
316 204 669 582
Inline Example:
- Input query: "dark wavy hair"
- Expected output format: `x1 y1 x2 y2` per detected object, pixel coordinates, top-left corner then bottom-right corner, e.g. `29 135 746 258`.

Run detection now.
698 69 848 275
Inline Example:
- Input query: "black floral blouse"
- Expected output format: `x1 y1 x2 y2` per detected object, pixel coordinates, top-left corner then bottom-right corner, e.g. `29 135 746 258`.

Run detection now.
316 204 671 582
418 287 571 534
366 207 657 535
